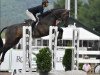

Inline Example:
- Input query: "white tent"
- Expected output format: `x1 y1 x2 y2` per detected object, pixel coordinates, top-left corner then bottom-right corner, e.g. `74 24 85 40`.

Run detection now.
42 26 100 40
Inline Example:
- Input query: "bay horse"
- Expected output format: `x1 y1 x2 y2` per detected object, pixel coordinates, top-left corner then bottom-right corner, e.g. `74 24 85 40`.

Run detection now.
0 8 69 64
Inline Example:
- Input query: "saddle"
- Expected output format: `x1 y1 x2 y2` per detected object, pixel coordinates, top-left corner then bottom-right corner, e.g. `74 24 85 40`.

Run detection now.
24 17 39 30
24 19 33 25
31 17 40 30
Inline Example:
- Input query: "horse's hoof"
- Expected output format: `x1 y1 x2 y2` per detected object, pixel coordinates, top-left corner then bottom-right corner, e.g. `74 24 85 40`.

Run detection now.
57 36 62 39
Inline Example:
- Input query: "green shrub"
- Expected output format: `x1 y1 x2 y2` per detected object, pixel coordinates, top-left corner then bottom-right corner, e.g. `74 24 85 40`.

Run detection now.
79 63 84 70
62 49 72 71
36 47 52 72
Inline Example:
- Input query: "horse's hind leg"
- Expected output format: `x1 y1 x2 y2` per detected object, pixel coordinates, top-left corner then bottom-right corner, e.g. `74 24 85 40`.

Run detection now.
58 27 63 39
0 44 14 65
0 42 11 64
0 37 3 48
0 37 21 65
0 48 8 64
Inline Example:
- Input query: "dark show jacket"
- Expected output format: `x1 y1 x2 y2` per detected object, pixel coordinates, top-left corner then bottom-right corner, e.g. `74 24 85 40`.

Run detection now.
28 5 44 17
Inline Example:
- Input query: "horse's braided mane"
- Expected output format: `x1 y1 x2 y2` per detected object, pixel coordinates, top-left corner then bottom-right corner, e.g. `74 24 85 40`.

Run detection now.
38 8 58 18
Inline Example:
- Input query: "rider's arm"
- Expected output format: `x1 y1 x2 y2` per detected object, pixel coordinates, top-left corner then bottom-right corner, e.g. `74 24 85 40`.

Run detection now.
39 5 44 15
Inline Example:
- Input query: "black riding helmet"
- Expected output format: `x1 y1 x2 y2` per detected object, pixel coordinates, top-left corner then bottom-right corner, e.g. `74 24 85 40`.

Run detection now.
42 0 49 7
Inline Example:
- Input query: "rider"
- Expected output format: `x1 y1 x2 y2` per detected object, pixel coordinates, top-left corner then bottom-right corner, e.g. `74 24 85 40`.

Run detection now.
26 0 49 30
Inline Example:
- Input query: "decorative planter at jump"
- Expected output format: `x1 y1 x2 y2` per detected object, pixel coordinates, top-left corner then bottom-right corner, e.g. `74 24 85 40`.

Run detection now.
62 49 72 71
39 72 48 75
36 47 52 75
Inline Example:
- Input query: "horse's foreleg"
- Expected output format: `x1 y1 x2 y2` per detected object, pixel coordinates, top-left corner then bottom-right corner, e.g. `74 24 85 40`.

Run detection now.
58 27 63 39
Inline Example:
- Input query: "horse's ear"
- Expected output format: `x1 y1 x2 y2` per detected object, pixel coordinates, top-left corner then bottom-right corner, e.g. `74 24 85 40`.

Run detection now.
67 10 70 14
65 10 70 17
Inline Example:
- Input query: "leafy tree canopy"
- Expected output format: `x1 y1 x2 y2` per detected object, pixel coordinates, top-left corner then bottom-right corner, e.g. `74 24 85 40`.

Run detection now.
54 0 100 33
78 0 100 32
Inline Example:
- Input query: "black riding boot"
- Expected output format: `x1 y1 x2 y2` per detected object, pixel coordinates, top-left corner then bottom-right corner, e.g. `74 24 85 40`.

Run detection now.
31 22 36 31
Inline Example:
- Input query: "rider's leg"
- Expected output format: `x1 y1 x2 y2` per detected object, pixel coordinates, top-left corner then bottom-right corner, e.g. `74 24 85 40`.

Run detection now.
26 10 36 21
32 21 36 30
26 10 36 30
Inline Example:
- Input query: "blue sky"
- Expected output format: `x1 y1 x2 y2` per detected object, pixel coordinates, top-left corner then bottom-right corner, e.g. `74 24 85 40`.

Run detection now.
0 0 55 28
0 0 88 28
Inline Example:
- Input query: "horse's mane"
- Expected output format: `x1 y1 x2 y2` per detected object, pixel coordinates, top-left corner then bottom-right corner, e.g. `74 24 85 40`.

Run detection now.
38 9 58 18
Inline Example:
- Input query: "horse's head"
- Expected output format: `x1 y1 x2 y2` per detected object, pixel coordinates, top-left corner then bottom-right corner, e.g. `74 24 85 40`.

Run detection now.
37 9 69 27
52 9 69 27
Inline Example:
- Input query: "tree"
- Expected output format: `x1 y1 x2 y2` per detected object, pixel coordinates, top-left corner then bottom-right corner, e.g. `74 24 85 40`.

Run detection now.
36 47 52 74
53 0 100 33
54 0 83 18
78 0 100 32
95 26 100 32
62 49 72 71
53 0 65 8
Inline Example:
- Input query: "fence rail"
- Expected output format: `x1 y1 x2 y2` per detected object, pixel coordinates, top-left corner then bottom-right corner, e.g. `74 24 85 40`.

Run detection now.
77 50 100 63
79 51 100 55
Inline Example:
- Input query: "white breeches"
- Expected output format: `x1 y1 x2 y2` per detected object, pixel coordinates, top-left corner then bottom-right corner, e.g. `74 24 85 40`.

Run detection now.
26 10 36 22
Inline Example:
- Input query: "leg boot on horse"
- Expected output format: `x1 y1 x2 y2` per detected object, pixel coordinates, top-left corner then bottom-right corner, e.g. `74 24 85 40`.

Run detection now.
31 21 37 31
0 37 21 65
0 49 7 65
58 27 63 39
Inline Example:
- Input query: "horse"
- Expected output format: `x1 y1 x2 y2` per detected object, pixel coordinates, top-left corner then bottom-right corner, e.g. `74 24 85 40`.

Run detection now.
0 8 69 64
0 37 3 48
0 27 7 48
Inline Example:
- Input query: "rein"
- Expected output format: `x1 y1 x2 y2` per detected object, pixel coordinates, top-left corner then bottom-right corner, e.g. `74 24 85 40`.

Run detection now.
50 11 68 26
51 11 62 20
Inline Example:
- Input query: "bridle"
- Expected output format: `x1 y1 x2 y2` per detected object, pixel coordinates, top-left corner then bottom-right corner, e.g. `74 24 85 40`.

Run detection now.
50 10 69 26
51 11 63 21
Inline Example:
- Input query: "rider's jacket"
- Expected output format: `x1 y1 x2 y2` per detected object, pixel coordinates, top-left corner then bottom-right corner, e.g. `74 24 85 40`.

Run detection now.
28 5 44 17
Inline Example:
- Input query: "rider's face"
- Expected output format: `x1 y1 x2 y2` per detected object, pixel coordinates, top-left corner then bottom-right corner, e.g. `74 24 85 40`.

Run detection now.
44 2 48 7
46 2 48 7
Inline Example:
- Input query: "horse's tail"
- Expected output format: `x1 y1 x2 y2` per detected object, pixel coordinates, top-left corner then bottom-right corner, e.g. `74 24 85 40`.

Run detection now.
0 27 7 47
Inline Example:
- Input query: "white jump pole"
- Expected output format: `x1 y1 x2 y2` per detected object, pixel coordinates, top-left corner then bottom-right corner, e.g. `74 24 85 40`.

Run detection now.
53 26 58 70
72 25 79 70
65 0 70 17
22 26 32 73
65 0 70 10
49 26 58 70
49 26 78 70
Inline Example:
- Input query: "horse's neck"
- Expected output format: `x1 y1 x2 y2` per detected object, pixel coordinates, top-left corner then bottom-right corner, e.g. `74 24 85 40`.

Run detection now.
39 15 56 26
32 18 56 38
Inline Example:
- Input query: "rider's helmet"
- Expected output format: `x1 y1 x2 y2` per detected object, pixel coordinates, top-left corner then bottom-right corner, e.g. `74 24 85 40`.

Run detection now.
42 0 49 7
